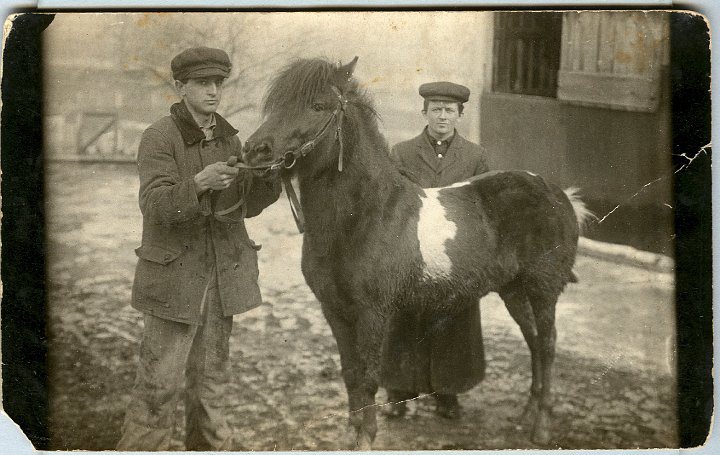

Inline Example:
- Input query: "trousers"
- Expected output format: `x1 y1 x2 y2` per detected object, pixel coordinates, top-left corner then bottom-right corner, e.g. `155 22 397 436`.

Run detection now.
116 274 234 451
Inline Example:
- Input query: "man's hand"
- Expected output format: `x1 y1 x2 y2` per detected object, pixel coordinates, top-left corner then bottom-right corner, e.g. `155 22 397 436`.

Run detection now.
194 161 240 194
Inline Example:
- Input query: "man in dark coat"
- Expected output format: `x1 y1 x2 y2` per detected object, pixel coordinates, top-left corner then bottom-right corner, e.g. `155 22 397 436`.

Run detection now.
117 47 281 451
381 81 489 419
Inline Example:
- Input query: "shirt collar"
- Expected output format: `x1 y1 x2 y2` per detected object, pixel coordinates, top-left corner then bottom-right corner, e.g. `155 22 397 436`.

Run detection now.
200 115 216 140
199 113 216 129
424 126 455 147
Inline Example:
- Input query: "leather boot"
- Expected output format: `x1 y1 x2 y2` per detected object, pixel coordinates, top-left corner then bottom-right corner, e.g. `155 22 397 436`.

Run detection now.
435 393 461 420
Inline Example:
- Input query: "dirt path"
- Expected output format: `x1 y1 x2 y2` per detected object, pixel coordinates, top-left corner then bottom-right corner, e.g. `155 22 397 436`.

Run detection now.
45 163 677 450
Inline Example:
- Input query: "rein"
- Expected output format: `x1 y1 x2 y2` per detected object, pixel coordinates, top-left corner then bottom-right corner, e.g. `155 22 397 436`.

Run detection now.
235 85 349 233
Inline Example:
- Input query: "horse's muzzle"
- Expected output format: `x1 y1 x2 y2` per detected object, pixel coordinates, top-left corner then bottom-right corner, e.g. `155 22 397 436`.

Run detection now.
242 140 274 165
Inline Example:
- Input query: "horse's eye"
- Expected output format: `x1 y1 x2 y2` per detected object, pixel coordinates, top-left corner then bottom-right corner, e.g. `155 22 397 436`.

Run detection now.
311 103 325 112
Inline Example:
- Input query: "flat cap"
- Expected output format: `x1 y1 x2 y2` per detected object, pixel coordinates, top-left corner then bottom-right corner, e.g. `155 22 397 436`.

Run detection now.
419 81 470 103
171 47 231 81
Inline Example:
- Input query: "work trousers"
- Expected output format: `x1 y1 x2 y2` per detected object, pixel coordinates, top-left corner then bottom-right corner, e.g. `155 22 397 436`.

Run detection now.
116 275 234 451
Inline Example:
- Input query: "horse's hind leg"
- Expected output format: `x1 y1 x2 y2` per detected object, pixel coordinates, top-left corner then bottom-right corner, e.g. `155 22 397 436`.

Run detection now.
500 278 560 445
321 304 381 450
527 286 560 445
498 281 542 426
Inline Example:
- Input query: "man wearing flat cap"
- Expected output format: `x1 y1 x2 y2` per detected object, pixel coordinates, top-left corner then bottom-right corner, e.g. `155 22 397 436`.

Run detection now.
116 47 280 451
381 81 489 420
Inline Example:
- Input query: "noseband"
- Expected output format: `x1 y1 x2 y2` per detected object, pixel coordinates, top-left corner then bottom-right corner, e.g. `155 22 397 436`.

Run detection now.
238 85 349 175
236 85 349 233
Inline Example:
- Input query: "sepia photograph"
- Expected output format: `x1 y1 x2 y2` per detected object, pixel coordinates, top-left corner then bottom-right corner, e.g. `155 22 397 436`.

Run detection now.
0 8 713 452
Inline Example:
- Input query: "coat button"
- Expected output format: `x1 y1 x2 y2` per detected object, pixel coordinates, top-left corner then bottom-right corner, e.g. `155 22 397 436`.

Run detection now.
233 263 239 270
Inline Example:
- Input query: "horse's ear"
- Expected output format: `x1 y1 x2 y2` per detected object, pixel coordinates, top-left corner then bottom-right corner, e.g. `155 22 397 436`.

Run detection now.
335 56 359 89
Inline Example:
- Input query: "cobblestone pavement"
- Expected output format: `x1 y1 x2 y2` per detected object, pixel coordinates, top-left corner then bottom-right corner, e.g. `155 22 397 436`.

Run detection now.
44 163 677 450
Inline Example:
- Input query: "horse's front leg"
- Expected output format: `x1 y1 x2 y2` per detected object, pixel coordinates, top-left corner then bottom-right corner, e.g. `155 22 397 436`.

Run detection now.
348 309 385 450
320 303 383 450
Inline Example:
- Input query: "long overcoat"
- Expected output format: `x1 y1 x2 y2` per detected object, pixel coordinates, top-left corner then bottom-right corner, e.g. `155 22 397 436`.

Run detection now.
131 101 281 325
381 128 489 394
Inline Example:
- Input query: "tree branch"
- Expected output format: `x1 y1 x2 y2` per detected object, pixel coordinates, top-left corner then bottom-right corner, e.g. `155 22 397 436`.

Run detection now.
223 102 257 118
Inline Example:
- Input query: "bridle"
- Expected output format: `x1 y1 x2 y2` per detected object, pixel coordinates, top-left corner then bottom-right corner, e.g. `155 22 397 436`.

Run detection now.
232 84 349 233
236 85 348 175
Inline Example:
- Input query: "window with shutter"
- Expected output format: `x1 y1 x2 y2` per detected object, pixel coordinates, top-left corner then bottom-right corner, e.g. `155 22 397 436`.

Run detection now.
557 11 670 112
492 12 563 98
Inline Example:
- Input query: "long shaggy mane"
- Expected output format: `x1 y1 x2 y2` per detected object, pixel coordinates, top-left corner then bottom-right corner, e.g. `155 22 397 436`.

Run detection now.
262 57 377 119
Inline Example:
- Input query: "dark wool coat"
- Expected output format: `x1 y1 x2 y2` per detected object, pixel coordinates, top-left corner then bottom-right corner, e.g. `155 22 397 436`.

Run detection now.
131 102 281 325
381 128 489 394
389 128 489 188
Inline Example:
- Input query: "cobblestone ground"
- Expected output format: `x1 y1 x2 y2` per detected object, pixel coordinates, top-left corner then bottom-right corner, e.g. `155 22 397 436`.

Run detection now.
45 163 677 451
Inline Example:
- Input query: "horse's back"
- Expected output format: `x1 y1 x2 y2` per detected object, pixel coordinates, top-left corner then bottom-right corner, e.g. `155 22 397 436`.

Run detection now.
453 170 572 217
444 170 578 263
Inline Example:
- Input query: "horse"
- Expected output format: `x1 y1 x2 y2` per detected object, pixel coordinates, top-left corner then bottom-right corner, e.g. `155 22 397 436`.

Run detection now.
241 56 592 449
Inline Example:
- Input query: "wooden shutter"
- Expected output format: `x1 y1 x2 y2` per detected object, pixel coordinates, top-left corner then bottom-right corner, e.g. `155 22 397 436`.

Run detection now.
557 11 670 112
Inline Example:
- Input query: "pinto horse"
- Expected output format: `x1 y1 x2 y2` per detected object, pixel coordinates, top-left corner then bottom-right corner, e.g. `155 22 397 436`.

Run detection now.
242 57 592 449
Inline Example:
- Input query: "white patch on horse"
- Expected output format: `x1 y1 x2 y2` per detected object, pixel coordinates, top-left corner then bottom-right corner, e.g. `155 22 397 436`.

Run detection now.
417 188 457 279
446 180 471 188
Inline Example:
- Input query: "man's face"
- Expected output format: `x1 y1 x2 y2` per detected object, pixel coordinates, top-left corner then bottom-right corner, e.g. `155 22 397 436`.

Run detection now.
423 100 462 139
176 76 225 117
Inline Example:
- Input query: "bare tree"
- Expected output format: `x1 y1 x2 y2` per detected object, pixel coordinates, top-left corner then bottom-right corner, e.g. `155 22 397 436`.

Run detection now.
112 13 316 117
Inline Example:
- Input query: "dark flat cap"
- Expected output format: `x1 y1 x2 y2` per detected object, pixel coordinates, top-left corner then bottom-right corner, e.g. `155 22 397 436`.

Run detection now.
419 81 470 103
171 47 231 81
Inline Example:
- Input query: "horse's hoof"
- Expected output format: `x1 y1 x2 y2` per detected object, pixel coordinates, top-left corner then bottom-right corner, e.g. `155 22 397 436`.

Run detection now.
355 434 373 451
516 400 538 426
531 425 552 446
516 409 534 426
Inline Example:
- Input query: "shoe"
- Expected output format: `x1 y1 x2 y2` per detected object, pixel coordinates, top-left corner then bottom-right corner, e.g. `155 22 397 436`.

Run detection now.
435 393 461 420
382 389 416 418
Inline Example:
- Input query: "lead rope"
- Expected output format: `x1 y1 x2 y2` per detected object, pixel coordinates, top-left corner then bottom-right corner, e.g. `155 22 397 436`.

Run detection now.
213 197 247 222
212 169 304 232
212 172 250 223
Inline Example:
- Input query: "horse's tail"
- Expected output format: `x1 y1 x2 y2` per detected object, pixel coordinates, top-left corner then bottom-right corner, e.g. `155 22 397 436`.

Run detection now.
563 187 595 284
563 187 596 236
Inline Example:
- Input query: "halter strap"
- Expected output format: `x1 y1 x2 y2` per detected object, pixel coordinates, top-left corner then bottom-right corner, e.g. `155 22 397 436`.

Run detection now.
331 85 348 172
281 172 305 233
237 85 348 174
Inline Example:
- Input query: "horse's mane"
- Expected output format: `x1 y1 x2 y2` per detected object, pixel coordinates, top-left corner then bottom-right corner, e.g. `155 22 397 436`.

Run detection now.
262 57 378 119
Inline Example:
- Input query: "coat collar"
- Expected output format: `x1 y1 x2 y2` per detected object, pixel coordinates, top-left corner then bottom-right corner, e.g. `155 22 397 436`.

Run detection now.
170 101 239 145
414 127 467 172
415 127 440 171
